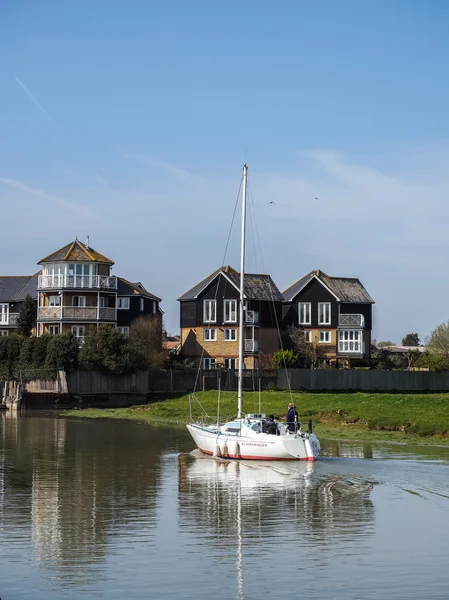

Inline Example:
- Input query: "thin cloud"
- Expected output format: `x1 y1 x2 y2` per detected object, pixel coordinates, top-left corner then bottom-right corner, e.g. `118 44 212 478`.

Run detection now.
0 177 98 220
123 154 203 186
14 76 52 122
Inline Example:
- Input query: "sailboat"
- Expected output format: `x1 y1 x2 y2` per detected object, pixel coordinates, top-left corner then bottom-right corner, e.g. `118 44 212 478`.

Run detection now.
186 164 320 461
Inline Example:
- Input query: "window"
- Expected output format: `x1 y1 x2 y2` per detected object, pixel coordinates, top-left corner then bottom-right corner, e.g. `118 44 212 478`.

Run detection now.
99 297 105 308
140 298 144 312
117 297 130 310
0 304 8 324
49 296 61 306
153 301 157 314
0 330 8 336
224 329 237 341
48 325 59 335
319 330 331 343
203 358 216 369
338 330 362 353
204 328 217 341
224 299 237 323
298 302 311 325
224 358 236 369
203 299 216 323
118 326 129 337
71 326 85 338
318 302 331 325
72 296 86 307
303 330 312 343
319 359 332 369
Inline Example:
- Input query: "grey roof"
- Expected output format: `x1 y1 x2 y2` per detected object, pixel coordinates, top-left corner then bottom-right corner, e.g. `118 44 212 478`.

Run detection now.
117 277 161 302
0 273 39 302
178 266 284 301
283 269 374 303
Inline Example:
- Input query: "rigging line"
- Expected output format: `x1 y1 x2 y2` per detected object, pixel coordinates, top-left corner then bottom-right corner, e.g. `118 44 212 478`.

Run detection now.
247 177 294 402
192 173 244 395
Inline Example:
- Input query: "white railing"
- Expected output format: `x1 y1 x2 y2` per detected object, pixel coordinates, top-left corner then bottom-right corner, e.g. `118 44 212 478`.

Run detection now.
0 313 20 326
339 314 365 327
245 310 259 324
38 275 117 290
99 307 116 320
244 339 259 352
38 306 116 320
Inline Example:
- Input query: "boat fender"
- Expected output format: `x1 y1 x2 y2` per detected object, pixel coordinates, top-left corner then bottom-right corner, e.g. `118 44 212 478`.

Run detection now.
213 443 221 458
222 442 229 457
234 441 241 458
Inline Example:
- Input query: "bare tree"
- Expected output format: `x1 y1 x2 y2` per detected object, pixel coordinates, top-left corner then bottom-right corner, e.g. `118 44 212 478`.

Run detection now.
129 315 164 369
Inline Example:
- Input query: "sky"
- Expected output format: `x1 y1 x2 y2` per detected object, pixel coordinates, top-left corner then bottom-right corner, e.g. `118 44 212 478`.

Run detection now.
1 0 449 341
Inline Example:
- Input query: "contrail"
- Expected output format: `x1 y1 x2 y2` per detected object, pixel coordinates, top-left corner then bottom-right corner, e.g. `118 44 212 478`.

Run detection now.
14 76 52 122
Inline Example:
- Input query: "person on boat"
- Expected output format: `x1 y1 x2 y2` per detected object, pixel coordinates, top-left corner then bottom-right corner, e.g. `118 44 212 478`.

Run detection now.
286 403 299 433
263 415 277 435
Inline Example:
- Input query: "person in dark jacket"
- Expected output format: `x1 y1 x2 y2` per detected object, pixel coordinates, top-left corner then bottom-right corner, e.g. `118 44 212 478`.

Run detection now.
263 415 278 435
286 403 299 432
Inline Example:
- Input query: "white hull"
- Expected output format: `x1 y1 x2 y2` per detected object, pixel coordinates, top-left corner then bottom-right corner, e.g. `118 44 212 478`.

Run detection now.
186 423 320 461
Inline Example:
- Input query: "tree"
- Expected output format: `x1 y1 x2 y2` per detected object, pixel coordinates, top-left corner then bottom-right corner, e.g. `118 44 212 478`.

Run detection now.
402 333 420 347
16 294 36 337
286 326 323 368
46 333 79 372
273 349 298 369
129 315 164 369
377 340 395 348
79 325 139 374
425 321 449 363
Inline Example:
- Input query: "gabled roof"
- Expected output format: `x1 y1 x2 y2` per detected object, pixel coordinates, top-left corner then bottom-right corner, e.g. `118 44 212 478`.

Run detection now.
117 277 161 302
178 265 284 302
38 239 114 265
283 269 374 303
0 273 39 302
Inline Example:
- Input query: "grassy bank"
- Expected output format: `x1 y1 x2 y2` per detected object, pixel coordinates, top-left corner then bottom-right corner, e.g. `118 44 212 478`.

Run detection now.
63 390 449 445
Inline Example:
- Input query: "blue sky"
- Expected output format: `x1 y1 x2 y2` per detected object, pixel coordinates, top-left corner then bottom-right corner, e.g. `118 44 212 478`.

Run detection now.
1 0 449 341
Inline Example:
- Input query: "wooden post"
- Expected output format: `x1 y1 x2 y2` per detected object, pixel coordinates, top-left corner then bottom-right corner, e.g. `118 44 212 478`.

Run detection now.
202 375 206 392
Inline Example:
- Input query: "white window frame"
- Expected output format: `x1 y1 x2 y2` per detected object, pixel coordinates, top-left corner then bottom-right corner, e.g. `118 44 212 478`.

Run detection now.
118 326 129 337
224 299 237 323
224 329 237 341
117 297 130 310
318 330 331 343
71 325 85 338
203 328 217 341
203 299 217 323
318 302 331 325
298 302 311 325
224 358 236 369
303 330 312 343
72 296 86 307
49 295 61 307
0 330 9 336
0 304 8 324
338 330 362 353
48 325 60 335
203 358 216 369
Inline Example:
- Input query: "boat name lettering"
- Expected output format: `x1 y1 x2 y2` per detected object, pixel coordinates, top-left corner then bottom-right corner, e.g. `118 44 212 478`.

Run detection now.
241 442 267 447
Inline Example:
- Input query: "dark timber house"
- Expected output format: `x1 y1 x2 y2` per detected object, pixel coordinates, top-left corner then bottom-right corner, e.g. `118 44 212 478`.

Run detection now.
36 238 162 341
178 265 283 369
0 274 39 335
282 269 374 368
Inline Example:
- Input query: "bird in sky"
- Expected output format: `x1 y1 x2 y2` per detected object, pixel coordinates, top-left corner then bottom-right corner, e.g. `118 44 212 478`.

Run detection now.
314 197 319 200
268 201 276 205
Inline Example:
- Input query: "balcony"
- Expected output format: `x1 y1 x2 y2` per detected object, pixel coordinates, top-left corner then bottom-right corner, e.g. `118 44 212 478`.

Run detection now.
38 274 117 290
245 310 259 325
339 314 365 327
244 339 259 353
38 307 116 321
0 313 19 326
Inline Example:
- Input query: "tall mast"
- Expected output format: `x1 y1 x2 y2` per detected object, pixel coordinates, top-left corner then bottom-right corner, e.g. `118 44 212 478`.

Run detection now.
237 164 248 419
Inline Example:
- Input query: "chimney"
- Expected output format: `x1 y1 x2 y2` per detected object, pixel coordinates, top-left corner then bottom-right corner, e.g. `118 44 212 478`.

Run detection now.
86 235 90 248
316 269 321 277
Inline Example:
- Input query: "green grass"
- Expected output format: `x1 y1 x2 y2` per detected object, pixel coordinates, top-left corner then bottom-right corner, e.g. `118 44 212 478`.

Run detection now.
62 391 449 446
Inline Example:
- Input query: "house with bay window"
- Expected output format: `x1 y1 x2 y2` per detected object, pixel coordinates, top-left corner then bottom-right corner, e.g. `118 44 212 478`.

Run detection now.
0 274 39 336
282 269 374 368
36 238 162 341
178 265 283 369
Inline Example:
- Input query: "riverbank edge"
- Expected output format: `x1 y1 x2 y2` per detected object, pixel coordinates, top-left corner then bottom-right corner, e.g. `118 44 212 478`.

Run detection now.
61 390 449 447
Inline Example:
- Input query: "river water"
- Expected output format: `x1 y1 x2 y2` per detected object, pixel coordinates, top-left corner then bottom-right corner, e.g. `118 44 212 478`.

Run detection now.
1 413 449 600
